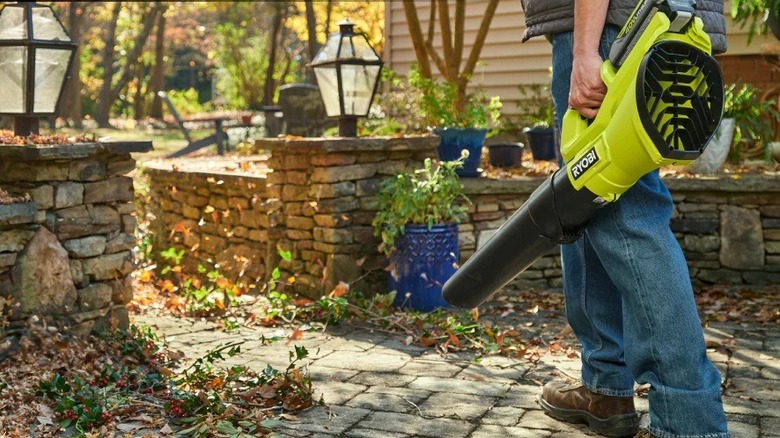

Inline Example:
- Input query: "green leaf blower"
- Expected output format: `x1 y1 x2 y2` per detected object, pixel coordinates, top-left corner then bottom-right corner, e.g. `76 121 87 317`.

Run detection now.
442 0 724 309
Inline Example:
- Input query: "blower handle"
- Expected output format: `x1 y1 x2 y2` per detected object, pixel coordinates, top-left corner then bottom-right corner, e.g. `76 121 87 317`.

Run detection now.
560 109 589 159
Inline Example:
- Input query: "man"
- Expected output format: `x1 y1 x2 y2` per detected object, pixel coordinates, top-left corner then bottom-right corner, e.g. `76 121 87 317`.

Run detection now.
520 1 730 437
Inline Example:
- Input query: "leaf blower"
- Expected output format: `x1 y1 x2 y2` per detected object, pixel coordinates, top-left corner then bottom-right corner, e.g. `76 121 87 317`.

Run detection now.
442 0 724 309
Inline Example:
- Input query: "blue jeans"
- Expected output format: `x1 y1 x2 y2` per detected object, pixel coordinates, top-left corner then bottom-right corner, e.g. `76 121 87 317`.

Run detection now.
550 26 729 438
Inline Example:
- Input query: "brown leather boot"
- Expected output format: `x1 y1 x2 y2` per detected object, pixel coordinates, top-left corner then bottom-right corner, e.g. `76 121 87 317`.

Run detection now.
539 380 639 437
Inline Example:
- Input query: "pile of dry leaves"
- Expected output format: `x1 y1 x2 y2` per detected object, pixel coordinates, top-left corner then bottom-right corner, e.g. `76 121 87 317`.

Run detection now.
0 188 31 205
0 313 313 437
0 129 95 146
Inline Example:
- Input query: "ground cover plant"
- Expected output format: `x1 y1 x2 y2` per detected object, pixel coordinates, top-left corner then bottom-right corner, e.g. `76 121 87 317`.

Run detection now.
0 317 313 437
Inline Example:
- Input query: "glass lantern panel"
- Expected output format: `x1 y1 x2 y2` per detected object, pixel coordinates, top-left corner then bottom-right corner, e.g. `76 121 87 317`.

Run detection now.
31 6 70 41
33 48 70 113
0 5 27 40
340 64 380 116
0 46 27 113
336 36 355 59
314 65 341 117
348 35 380 61
313 34 341 64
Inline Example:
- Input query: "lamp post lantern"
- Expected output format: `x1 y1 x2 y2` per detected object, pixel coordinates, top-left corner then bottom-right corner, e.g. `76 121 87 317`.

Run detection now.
0 2 77 136
311 19 383 137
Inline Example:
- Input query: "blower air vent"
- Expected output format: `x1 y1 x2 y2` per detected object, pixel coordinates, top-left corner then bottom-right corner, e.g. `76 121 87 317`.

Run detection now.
637 41 724 160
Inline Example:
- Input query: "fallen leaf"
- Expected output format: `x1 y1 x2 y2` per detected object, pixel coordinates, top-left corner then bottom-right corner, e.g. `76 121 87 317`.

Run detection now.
288 329 304 341
419 336 438 347
328 282 350 298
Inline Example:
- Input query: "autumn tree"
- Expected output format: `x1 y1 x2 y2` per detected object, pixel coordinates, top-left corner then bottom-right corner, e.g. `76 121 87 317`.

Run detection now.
403 0 500 114
95 2 163 127
149 3 169 119
58 2 89 127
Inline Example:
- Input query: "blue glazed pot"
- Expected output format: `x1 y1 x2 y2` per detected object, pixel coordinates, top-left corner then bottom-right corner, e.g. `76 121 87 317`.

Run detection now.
387 223 459 312
433 127 488 177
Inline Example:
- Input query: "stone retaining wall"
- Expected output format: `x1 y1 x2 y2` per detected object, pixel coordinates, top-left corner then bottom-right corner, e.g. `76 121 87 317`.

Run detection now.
143 158 278 287
145 141 780 298
0 142 151 335
144 137 438 298
461 175 780 289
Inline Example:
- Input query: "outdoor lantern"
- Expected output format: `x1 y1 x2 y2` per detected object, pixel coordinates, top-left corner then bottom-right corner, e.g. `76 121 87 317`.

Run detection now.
311 19 383 137
0 2 77 136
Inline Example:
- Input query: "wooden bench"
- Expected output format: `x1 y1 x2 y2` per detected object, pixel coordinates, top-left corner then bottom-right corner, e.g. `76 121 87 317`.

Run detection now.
158 91 230 158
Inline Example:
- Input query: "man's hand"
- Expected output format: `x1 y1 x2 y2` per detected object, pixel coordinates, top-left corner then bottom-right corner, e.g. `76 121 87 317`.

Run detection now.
571 0 609 119
570 52 606 119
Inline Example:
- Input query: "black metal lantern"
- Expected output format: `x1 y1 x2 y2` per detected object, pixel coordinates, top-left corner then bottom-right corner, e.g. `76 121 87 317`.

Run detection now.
311 19 383 137
0 2 77 135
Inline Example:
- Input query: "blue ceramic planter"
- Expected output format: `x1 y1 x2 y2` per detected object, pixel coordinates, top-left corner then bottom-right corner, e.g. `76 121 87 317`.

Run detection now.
434 127 487 177
387 223 459 312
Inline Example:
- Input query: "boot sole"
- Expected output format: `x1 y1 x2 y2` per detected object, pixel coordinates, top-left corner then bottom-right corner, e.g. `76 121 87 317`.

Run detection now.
538 394 640 437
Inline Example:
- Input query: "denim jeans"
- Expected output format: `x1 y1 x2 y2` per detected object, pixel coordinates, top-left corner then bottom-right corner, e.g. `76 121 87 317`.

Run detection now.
550 26 729 438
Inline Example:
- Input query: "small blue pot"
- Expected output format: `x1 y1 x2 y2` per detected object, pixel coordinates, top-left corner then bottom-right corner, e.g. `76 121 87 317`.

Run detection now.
434 127 487 177
387 223 459 312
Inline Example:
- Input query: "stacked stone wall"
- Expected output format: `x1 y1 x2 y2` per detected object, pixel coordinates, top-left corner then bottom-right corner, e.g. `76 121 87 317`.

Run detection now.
461 176 780 288
0 142 150 335
145 141 780 298
145 137 439 298
144 160 278 287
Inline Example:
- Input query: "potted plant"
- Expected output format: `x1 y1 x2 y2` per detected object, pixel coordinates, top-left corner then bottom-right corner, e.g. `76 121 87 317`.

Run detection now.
517 84 557 161
408 66 502 177
690 83 780 172
730 0 780 42
725 83 780 162
372 156 470 312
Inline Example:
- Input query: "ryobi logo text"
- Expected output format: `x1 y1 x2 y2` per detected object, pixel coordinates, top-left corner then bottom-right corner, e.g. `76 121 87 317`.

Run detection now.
571 148 600 180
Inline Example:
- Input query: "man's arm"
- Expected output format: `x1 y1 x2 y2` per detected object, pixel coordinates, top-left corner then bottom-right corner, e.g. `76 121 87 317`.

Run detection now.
570 0 609 119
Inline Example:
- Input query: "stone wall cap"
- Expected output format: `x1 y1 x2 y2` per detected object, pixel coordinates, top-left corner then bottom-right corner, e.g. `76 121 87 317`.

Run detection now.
0 141 153 160
255 135 440 153
143 155 270 180
463 173 780 195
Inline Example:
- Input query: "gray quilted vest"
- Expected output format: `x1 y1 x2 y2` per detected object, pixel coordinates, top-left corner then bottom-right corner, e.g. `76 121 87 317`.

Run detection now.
521 0 727 54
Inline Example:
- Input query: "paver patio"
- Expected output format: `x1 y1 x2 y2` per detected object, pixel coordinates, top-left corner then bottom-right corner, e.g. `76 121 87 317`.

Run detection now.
135 288 779 438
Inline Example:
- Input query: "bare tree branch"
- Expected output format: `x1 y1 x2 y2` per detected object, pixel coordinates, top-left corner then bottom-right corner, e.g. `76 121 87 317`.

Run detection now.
110 3 162 99
425 39 447 79
460 0 500 86
436 0 456 82
402 1 432 78
454 0 466 74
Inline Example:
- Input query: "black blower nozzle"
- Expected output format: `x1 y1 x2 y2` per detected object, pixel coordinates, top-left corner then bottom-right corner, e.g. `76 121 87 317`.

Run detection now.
442 169 603 309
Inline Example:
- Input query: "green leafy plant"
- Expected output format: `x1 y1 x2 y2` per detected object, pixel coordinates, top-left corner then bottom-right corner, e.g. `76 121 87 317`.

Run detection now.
159 247 245 315
408 65 502 130
372 157 470 255
165 88 213 117
359 68 429 136
730 0 780 43
724 83 780 161
517 83 555 129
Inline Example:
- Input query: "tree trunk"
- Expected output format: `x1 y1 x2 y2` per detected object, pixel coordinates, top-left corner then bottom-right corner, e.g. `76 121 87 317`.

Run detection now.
109 3 162 100
149 5 167 119
95 1 122 128
133 66 146 120
60 2 85 128
403 2 432 78
263 5 284 106
305 0 318 82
